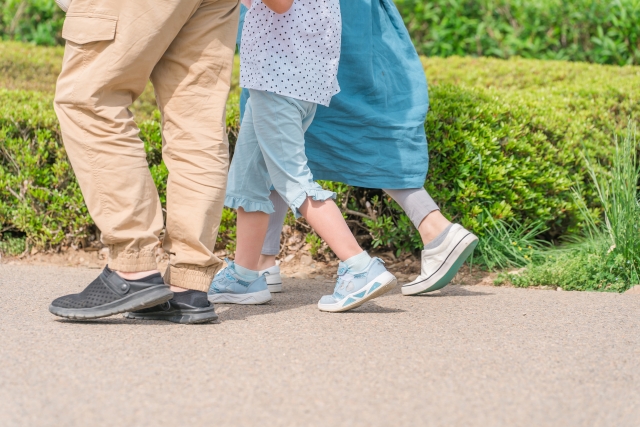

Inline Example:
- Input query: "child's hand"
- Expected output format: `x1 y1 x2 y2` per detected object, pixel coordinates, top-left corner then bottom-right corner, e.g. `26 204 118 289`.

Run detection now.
262 0 294 14
241 0 252 7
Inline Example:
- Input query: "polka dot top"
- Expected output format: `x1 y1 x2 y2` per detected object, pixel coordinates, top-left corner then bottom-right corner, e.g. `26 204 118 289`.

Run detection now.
240 0 342 107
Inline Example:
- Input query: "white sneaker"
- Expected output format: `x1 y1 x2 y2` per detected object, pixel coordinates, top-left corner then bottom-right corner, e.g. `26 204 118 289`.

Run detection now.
402 224 478 296
259 265 283 293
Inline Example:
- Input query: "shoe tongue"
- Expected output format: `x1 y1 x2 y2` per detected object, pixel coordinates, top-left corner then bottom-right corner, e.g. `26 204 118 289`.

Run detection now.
337 262 349 276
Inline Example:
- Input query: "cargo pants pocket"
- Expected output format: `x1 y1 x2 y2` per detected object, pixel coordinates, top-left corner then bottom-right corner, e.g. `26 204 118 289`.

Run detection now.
62 13 118 45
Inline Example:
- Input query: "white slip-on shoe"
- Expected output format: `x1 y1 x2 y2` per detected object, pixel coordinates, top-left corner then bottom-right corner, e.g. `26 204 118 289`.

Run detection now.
402 224 478 296
259 265 283 293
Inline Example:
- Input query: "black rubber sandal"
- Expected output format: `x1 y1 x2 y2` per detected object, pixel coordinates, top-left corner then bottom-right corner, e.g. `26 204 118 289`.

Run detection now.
124 290 218 324
49 266 173 320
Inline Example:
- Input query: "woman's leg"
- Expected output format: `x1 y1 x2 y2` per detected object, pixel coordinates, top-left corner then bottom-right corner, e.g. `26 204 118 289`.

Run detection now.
383 188 452 247
384 187 478 295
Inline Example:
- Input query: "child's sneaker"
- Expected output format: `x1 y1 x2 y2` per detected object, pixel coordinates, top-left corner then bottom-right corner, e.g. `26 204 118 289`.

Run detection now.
259 265 282 293
208 261 272 305
318 258 396 312
402 224 478 296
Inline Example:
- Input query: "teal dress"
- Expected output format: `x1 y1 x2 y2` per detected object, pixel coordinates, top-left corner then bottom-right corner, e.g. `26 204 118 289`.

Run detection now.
238 0 429 189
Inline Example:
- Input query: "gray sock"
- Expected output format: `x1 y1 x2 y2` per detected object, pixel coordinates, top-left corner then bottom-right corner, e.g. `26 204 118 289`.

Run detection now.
423 224 454 250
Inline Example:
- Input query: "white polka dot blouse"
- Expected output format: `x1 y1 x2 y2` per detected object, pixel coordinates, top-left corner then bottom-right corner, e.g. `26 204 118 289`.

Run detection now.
240 0 342 107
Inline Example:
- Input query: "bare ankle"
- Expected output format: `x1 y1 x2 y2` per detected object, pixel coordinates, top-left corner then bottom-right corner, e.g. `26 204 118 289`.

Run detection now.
418 211 452 245
115 270 161 281
258 255 277 271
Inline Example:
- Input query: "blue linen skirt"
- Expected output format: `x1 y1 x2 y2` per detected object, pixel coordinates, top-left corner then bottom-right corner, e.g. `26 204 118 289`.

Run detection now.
237 0 429 189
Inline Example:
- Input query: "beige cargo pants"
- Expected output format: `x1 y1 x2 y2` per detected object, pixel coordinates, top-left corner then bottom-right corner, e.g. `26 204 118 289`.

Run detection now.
54 0 240 291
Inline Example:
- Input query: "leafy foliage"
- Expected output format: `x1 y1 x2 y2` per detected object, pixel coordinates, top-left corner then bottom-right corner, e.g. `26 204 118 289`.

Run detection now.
0 0 64 46
1 42 640 266
396 0 640 65
0 234 26 255
500 126 639 291
3 0 640 64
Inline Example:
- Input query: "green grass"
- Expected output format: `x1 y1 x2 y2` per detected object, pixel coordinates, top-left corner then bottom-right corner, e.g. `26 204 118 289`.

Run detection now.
473 214 549 271
500 125 639 292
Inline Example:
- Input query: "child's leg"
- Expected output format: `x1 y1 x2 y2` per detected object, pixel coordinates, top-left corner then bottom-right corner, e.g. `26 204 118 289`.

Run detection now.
208 96 275 305
224 96 276 271
249 90 362 262
298 198 362 261
235 208 270 271
258 190 289 270
247 90 395 311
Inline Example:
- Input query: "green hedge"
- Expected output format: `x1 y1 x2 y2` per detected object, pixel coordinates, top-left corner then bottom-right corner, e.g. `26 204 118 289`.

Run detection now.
0 0 63 46
1 41 640 255
3 0 640 65
396 0 640 65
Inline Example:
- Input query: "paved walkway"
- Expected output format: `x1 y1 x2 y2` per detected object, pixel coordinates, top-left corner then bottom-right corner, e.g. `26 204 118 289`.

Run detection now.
1 264 639 427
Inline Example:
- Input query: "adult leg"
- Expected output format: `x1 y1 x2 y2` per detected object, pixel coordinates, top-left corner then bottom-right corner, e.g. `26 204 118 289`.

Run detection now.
51 0 238 321
125 0 242 321
152 0 240 292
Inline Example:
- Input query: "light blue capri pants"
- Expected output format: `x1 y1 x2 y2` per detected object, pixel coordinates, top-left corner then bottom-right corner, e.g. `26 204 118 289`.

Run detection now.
225 89 336 216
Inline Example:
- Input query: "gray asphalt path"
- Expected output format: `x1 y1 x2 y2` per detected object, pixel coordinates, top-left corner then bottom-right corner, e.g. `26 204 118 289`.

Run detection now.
1 264 639 427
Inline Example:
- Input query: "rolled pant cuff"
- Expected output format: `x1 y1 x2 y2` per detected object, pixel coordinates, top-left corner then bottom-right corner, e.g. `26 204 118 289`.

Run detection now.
108 247 157 272
164 264 220 292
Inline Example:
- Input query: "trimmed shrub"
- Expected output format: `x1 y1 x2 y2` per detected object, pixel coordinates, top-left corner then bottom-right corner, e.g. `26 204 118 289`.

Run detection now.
3 0 640 65
0 0 64 46
396 0 640 65
0 89 90 248
1 42 640 257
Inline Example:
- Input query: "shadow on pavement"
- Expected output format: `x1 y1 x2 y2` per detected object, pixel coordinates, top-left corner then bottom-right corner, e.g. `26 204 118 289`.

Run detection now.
54 318 198 326
409 285 493 298
52 282 489 325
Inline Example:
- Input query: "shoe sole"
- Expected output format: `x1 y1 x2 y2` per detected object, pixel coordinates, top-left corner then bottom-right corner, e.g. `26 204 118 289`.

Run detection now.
267 283 282 293
402 234 479 296
318 271 397 313
208 289 272 305
49 285 174 320
123 307 219 324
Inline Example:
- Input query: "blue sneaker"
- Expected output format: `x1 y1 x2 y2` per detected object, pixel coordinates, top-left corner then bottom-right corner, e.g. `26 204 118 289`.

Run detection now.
318 258 397 312
208 261 272 305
